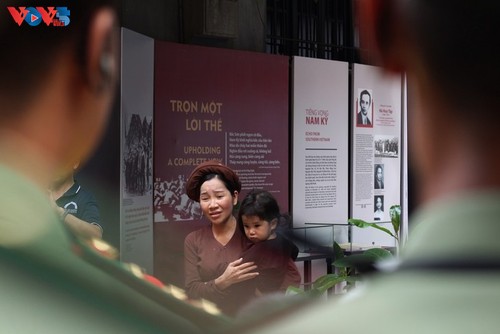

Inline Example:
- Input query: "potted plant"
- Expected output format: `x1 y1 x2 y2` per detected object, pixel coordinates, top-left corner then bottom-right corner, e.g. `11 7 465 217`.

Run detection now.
287 205 401 297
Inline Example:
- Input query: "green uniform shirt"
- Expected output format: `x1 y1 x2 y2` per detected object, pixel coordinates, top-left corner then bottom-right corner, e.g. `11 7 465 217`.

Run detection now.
241 191 500 334
0 165 230 334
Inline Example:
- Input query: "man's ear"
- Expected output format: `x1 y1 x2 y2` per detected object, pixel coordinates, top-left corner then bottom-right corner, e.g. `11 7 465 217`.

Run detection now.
86 8 118 93
356 0 405 73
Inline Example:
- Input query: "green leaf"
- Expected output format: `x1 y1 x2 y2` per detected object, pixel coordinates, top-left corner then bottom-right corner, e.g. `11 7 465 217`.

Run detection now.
333 248 393 273
348 218 397 239
344 276 360 284
313 273 344 286
312 274 348 294
285 286 304 295
333 241 345 261
389 205 401 237
348 218 372 228
363 247 393 261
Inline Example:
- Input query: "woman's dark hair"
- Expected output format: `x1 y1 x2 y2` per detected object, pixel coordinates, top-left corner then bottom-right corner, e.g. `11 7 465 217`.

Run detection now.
237 189 281 233
186 160 241 201
201 173 239 197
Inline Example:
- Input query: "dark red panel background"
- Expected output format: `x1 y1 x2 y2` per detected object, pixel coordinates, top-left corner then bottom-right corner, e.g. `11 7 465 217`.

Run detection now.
153 41 289 286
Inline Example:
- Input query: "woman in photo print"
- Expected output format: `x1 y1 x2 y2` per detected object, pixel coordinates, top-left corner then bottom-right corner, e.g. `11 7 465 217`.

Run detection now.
374 195 384 221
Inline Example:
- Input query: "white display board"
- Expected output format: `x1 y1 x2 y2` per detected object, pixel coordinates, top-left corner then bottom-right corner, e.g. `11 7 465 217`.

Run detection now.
120 28 154 272
292 56 349 237
351 63 402 247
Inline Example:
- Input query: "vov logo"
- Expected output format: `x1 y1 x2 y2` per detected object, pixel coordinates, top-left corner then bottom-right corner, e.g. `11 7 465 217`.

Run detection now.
7 7 70 26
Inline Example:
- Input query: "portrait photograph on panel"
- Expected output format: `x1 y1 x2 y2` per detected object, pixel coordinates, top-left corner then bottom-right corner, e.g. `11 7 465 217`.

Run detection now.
374 195 384 221
356 89 373 128
374 164 384 190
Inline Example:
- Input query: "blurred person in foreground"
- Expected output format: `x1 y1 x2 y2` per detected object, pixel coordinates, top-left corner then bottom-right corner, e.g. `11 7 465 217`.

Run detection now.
0 1 228 333
236 1 500 333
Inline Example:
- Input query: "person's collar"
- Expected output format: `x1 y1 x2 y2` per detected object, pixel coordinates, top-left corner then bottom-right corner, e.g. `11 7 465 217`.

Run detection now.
58 180 80 199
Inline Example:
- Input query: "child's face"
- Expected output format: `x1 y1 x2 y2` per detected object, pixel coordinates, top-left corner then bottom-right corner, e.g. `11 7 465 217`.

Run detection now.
241 215 277 243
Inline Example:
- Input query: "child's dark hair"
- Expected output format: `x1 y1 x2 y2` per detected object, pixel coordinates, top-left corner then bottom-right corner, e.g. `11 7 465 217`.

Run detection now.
237 189 281 233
